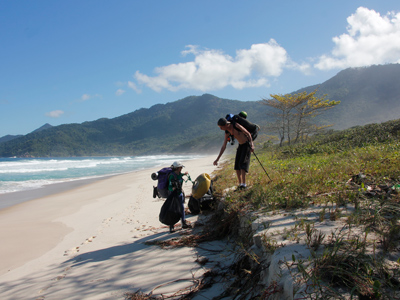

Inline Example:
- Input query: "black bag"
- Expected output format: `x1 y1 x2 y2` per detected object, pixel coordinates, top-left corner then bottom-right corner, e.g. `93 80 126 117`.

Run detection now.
188 196 201 215
199 194 215 211
188 181 214 215
159 190 182 225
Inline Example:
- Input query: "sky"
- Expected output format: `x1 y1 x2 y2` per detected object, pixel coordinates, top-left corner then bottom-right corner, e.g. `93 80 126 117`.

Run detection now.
1 1 400 137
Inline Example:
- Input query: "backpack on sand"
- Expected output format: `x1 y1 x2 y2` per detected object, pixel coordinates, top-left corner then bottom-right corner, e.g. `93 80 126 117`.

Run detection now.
188 180 215 215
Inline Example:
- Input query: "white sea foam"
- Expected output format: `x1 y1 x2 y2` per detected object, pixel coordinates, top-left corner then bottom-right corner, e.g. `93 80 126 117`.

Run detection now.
0 155 203 195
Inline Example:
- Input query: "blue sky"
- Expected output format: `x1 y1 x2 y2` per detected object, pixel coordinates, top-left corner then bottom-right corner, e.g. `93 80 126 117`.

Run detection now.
1 1 400 137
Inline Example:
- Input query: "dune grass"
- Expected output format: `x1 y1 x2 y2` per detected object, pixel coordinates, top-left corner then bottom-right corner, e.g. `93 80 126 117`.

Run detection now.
127 119 400 299
210 119 400 299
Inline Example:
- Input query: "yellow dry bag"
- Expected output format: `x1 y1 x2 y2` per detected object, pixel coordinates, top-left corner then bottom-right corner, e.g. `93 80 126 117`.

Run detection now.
191 173 211 200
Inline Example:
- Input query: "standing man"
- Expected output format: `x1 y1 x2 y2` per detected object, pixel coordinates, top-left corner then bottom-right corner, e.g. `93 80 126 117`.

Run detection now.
213 118 254 190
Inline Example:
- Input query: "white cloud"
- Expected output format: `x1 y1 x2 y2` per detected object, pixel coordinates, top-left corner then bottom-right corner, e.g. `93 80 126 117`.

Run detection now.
127 81 142 94
134 40 300 92
315 7 400 70
81 94 91 101
115 81 125 87
116 89 125 96
46 110 64 118
78 94 102 102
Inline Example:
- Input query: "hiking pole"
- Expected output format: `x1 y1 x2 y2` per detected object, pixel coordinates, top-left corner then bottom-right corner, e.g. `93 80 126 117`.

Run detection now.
253 151 272 182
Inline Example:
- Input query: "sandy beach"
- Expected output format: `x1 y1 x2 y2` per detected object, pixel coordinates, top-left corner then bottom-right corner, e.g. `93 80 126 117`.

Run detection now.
0 155 225 299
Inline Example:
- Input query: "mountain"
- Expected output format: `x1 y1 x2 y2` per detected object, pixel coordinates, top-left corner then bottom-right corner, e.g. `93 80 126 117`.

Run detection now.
0 94 268 157
1 64 400 157
0 123 53 144
32 123 53 133
0 134 23 144
295 64 400 129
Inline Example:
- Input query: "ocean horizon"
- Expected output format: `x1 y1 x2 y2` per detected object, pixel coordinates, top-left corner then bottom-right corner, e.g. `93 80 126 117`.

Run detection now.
0 155 203 196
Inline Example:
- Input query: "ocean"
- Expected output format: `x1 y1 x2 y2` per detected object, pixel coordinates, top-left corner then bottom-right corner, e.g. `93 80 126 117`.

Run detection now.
0 155 202 195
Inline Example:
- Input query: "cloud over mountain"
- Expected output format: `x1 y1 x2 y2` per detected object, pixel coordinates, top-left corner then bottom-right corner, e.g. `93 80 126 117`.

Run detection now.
134 40 292 92
46 110 64 118
316 7 400 70
131 7 400 93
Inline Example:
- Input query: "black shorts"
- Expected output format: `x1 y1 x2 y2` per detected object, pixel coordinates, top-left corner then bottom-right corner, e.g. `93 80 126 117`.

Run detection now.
234 142 251 173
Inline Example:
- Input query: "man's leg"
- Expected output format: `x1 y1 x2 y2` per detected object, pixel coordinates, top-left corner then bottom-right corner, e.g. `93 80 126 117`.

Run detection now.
236 169 247 185
235 144 245 186
235 143 250 189
240 169 247 185
236 169 242 185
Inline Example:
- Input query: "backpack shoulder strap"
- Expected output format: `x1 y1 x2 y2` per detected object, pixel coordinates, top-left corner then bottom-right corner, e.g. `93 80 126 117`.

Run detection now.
230 119 241 132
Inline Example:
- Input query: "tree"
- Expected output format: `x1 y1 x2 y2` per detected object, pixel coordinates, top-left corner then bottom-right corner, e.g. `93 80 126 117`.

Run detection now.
262 90 340 146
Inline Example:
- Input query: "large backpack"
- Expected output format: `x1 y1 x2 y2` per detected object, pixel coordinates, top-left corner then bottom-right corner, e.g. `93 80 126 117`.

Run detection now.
226 114 259 141
152 167 174 198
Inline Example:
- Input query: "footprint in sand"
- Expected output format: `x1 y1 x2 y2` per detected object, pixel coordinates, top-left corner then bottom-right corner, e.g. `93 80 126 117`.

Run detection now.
38 267 72 296
83 235 96 244
130 227 140 233
63 246 80 256
124 218 135 224
54 274 66 281
102 217 113 226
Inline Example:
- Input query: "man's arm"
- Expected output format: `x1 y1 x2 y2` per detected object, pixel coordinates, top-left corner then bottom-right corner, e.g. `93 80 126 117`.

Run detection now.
213 133 229 165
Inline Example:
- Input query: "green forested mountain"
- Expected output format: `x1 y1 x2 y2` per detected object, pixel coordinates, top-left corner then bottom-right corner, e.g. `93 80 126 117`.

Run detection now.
296 64 400 129
0 134 23 144
0 94 268 157
1 64 400 157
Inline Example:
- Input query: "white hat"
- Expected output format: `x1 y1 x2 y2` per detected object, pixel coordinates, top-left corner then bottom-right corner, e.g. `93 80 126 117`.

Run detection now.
171 161 184 169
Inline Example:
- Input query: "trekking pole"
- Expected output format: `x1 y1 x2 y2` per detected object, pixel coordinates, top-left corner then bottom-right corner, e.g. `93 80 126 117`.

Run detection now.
253 152 272 182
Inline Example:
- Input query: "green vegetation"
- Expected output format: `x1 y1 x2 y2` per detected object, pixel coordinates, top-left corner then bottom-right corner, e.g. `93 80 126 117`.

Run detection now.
263 89 340 146
128 118 400 299
213 119 400 210
298 64 400 130
0 94 267 157
210 118 400 298
2 64 400 157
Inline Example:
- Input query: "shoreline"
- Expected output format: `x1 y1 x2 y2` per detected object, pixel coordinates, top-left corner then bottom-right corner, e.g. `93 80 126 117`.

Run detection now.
0 175 116 210
0 154 210 211
0 154 221 299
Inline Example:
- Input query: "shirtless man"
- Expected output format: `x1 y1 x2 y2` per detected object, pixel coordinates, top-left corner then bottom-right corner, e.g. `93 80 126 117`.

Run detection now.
213 117 254 190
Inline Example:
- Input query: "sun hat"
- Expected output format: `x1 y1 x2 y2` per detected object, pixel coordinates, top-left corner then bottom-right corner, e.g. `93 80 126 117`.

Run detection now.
171 161 184 169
